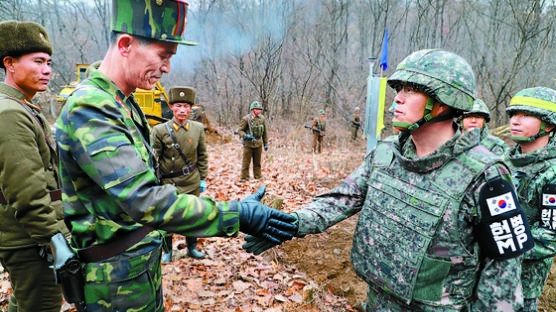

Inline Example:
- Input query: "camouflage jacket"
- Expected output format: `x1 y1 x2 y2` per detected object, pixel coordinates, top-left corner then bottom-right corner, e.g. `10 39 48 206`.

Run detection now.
56 68 239 281
507 140 556 299
0 84 68 249
151 119 208 194
238 113 268 148
295 127 523 311
480 126 508 156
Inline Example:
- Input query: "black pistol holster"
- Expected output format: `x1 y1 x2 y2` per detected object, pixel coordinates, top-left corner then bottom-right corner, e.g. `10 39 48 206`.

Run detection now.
51 233 87 312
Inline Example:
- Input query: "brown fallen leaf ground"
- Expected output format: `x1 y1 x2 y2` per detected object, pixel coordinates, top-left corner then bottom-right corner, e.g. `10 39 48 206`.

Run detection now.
1 121 555 311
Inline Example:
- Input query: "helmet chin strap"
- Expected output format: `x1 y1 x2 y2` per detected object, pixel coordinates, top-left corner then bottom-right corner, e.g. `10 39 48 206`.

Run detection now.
511 121 550 142
392 97 453 132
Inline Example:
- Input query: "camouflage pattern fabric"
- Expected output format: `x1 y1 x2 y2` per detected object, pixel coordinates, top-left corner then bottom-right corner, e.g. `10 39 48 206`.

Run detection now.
387 49 475 111
56 67 239 310
480 127 508 156
295 127 524 311
111 0 196 46
507 137 556 302
506 87 556 125
464 98 491 122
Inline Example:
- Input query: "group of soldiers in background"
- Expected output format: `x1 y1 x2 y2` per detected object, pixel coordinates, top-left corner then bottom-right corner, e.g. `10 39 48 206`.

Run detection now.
1 1 555 312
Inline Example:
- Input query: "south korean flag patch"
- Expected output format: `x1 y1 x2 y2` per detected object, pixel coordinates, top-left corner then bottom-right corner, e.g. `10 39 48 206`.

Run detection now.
541 184 556 230
476 177 534 260
486 192 517 216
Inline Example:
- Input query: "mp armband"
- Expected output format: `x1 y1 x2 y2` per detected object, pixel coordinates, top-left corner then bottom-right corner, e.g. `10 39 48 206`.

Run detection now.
476 177 534 259
541 183 556 230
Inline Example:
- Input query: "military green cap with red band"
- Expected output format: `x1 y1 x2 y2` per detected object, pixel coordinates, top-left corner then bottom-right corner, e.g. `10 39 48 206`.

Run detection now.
112 0 197 46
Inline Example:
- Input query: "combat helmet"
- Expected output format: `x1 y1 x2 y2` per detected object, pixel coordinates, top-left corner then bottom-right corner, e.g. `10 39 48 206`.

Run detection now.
318 109 325 115
387 49 476 132
463 98 491 122
250 101 262 110
506 87 556 142
354 106 360 112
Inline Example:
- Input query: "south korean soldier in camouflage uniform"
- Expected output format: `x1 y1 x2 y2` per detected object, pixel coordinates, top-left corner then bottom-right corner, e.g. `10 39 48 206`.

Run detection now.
152 87 207 261
505 87 556 312
56 1 297 311
238 101 268 181
244 49 533 311
461 98 508 155
0 20 68 312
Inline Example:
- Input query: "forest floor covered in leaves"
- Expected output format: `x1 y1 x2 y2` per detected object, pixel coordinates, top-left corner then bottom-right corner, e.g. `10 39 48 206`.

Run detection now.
1 125 555 311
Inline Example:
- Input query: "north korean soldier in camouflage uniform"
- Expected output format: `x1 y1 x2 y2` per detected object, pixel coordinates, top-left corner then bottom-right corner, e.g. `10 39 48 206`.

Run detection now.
55 1 297 311
461 98 507 155
351 106 361 141
0 21 69 312
152 86 207 261
505 87 556 312
238 101 268 181
312 109 326 153
244 49 533 311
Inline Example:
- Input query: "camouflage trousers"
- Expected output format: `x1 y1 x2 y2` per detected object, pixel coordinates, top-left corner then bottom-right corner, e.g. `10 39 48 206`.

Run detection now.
366 286 473 312
83 245 163 311
241 146 262 180
312 133 323 153
0 246 63 312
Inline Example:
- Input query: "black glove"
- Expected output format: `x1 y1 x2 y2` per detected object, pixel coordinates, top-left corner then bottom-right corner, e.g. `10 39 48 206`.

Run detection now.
242 235 279 255
238 186 298 244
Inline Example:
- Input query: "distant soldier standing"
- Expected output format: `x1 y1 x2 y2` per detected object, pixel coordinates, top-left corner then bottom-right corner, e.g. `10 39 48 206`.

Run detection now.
351 106 361 141
0 21 68 312
312 109 326 153
152 87 207 261
461 98 507 155
238 101 268 181
505 87 556 312
55 1 297 310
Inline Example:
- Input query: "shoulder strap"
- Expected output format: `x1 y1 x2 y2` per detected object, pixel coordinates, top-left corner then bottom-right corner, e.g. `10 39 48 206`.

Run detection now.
164 122 193 166
0 96 57 160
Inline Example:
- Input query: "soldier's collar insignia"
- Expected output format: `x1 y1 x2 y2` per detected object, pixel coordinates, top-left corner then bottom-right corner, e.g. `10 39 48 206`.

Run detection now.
23 99 41 111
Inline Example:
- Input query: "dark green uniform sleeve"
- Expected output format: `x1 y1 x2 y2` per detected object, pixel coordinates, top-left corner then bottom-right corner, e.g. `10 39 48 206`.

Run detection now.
0 107 63 243
197 126 208 180
262 117 268 147
238 115 249 139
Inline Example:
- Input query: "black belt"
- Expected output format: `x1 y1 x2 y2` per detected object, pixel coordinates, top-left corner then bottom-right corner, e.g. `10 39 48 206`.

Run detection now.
78 226 154 263
0 189 61 205
161 163 197 179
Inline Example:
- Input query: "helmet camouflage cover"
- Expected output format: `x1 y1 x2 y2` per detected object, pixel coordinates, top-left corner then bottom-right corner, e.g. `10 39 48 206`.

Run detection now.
506 87 556 125
250 101 262 110
464 98 491 122
112 0 197 46
387 49 476 111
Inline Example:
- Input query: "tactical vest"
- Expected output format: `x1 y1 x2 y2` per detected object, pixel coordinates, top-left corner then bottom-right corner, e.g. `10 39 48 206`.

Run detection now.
351 141 493 305
316 120 326 131
249 115 265 138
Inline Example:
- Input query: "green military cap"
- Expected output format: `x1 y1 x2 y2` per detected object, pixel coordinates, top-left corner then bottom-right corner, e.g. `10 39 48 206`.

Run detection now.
112 0 197 46
168 86 196 105
0 20 53 69
250 101 263 110
318 109 325 115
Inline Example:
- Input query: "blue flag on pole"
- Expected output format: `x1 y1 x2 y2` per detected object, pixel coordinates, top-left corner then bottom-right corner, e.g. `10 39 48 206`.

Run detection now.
380 28 388 71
